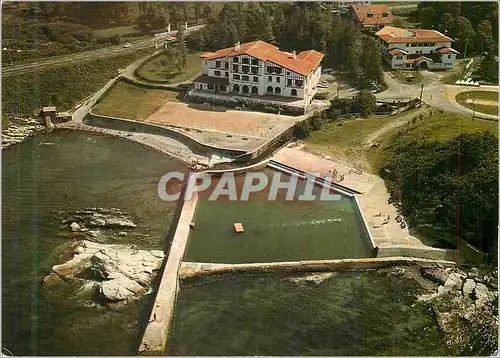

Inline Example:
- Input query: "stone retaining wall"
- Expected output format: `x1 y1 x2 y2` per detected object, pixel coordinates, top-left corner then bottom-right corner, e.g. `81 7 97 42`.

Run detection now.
85 111 247 159
138 193 198 355
377 245 455 261
179 257 456 279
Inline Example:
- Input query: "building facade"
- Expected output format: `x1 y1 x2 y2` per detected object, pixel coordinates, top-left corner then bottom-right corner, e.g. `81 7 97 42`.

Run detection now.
193 41 323 102
376 26 459 70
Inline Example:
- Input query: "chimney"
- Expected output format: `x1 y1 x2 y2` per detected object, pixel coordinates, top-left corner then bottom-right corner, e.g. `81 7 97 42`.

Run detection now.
235 42 241 51
293 50 296 60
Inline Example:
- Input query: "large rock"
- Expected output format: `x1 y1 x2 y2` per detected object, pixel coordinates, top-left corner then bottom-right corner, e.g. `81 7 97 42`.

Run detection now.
100 274 146 301
474 283 495 308
70 222 81 232
44 240 164 306
421 267 449 285
105 217 136 229
462 278 476 298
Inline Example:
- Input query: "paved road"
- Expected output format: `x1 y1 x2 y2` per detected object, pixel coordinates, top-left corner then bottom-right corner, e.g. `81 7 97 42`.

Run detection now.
2 25 204 77
376 70 498 119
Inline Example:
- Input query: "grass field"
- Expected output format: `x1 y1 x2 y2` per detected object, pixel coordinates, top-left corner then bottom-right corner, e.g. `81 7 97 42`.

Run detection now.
304 115 395 171
93 81 180 120
455 91 498 116
94 25 143 38
367 111 498 173
135 50 202 84
2 49 152 119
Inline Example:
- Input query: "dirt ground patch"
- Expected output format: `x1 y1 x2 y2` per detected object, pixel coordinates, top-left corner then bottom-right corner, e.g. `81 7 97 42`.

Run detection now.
145 102 293 138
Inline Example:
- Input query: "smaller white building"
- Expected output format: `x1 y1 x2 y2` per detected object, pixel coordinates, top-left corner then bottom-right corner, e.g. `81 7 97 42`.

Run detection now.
376 26 459 70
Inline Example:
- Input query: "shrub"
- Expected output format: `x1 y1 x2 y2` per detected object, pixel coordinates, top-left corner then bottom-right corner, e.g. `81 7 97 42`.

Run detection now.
313 92 329 100
293 121 311 139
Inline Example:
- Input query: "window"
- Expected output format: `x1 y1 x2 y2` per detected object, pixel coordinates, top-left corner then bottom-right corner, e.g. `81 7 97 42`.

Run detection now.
251 59 259 66
291 89 297 96
219 85 226 92
268 76 272 82
233 65 238 72
251 67 258 75
287 79 292 86
225 62 229 69
448 54 451 58
216 61 221 68
276 68 282 74
287 71 291 75
242 58 249 64
208 83 215 90
251 86 258 94
382 12 388 17
233 74 240 80
204 60 208 65
233 57 239 63
253 76 259 82
396 56 402 60
367 13 374 17
242 65 249 73
267 86 273 93
267 66 274 73
276 77 280 83
214 70 221 76
242 75 249 81
225 72 229 77
407 43 410 47
233 84 240 92
295 79 303 87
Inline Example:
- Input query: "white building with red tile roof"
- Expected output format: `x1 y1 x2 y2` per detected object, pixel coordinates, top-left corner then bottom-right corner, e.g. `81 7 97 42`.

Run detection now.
193 40 324 101
351 4 393 29
376 26 459 70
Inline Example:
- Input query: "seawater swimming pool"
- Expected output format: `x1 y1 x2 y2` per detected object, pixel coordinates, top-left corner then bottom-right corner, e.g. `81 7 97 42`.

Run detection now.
183 169 374 263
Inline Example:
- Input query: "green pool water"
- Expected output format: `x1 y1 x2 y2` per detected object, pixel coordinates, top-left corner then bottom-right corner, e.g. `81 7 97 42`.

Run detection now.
2 130 185 355
184 170 373 263
169 272 448 356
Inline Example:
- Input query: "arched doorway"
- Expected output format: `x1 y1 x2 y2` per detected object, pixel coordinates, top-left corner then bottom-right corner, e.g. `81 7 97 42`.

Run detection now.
251 86 258 95
267 86 273 94
291 89 297 96
233 84 240 93
242 85 249 94
274 87 281 95
418 61 428 70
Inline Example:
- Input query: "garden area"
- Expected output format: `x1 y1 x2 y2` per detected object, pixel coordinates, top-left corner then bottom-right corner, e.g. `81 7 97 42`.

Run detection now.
135 49 202 84
455 90 498 116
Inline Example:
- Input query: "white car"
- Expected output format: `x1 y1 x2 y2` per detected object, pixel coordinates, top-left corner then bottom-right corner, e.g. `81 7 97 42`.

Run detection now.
123 43 132 48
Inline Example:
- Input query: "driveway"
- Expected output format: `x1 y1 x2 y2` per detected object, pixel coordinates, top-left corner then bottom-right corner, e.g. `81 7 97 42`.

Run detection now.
377 70 498 119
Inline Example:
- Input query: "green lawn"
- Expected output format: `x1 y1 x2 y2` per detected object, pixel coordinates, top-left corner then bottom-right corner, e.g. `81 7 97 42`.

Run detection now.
367 111 498 173
135 50 202 84
305 115 395 171
93 81 180 120
94 25 143 38
455 91 498 116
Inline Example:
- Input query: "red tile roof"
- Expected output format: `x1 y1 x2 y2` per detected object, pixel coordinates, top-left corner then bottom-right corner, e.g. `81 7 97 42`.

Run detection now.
437 47 459 54
376 26 454 44
388 48 408 56
199 40 324 76
352 4 393 26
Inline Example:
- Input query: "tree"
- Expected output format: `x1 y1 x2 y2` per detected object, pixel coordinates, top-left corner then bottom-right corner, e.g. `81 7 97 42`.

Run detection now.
478 49 498 82
418 7 438 29
477 20 494 53
358 36 383 89
355 90 377 117
392 17 408 28
193 3 203 22
176 25 188 72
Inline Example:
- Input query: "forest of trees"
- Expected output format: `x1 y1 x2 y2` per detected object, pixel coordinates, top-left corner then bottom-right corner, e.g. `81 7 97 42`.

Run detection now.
417 2 498 57
186 2 384 89
381 131 498 259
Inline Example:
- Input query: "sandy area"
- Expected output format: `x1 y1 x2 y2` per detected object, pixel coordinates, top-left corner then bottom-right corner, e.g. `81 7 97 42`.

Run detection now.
145 102 284 138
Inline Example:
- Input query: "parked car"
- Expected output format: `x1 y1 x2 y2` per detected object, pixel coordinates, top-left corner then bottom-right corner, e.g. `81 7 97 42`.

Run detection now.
123 43 132 48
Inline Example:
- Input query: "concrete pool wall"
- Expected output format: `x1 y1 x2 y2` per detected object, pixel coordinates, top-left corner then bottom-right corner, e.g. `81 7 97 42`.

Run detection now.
138 162 452 354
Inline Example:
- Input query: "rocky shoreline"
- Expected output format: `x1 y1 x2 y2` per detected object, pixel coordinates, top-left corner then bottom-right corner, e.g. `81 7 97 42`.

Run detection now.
2 117 47 149
44 208 165 308
391 265 498 355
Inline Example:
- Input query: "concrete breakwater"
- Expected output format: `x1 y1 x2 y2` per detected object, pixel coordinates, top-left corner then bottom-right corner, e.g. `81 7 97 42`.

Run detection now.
138 192 198 355
178 258 456 280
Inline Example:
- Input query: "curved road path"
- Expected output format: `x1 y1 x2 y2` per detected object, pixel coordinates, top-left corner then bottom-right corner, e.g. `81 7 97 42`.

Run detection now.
376 71 498 120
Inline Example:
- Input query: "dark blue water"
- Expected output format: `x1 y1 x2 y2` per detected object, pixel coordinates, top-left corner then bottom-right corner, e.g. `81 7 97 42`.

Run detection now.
2 130 185 355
